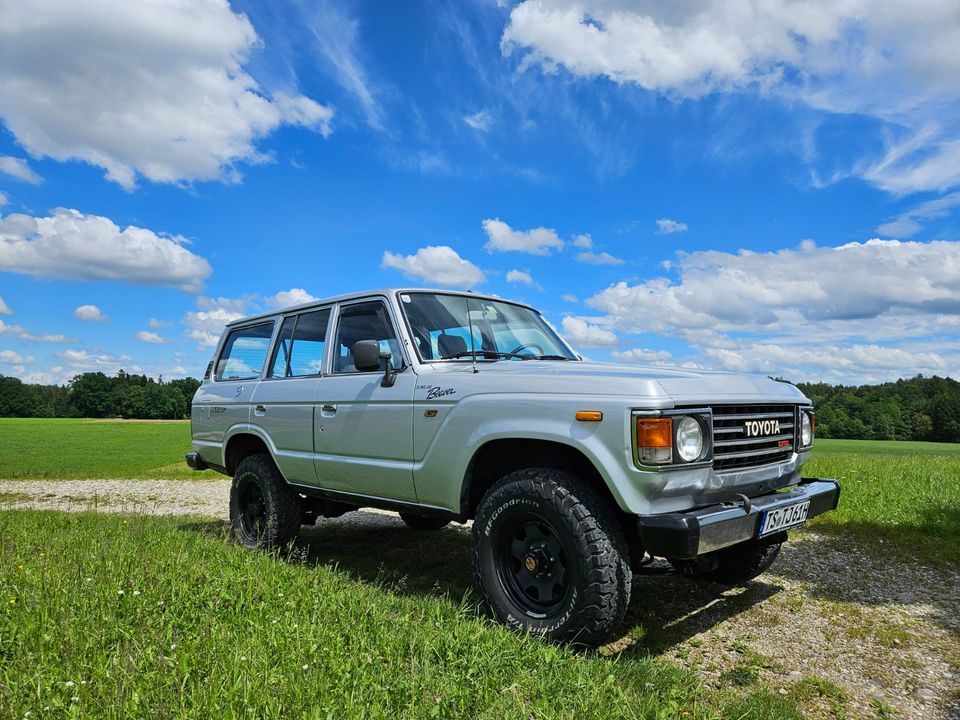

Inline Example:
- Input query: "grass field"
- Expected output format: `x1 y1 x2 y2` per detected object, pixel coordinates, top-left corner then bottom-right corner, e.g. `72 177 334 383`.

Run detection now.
0 510 802 719
0 418 217 480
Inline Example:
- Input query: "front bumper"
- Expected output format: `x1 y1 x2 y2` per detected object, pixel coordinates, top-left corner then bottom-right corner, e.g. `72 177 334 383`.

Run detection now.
636 478 840 560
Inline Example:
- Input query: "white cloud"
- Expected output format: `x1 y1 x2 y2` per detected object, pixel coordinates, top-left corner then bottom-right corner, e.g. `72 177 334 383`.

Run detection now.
381 245 486 288
506 269 535 285
0 156 41 184
0 192 7 208
55 348 140 376
0 0 333 189
560 316 617 347
0 296 11 315
73 304 108 322
0 319 72 343
561 293 579 303
572 234 593 249
0 208 211 292
482 218 565 255
267 288 319 308
0 349 34 365
464 110 493 131
148 318 170 329
585 237 960 381
876 192 960 237
611 348 673 364
182 296 250 349
136 330 173 345
576 250 624 266
656 218 689 235
502 1 960 195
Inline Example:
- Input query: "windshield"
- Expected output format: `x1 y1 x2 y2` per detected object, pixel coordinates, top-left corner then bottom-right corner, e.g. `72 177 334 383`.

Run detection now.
399 292 577 362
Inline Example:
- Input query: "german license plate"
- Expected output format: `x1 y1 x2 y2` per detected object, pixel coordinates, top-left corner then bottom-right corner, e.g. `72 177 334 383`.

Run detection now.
759 500 810 536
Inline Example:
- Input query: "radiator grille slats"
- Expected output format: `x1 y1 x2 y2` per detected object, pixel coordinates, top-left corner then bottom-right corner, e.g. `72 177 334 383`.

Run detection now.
709 404 796 472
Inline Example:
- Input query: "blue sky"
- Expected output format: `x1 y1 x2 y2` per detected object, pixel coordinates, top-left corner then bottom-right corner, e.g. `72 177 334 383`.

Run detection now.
1 0 959 385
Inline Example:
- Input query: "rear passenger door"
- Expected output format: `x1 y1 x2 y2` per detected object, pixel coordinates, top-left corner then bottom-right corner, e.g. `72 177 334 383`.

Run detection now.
313 298 418 501
249 307 331 485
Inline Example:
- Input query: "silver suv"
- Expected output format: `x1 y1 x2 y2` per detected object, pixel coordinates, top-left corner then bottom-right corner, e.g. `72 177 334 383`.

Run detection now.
187 288 839 645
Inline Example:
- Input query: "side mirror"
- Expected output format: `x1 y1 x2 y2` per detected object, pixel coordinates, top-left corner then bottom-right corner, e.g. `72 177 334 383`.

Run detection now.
353 339 398 387
353 340 381 372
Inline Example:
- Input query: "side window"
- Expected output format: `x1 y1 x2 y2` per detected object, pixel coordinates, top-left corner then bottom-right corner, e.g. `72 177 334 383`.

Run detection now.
215 322 274 381
334 301 403 373
268 309 331 378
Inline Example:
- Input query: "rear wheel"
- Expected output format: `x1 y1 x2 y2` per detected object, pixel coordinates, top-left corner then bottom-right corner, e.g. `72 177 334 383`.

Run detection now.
399 512 450 531
473 467 631 646
229 454 302 549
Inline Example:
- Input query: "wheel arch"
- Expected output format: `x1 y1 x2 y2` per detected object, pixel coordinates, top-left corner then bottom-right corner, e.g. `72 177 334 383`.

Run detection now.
223 426 277 476
459 437 621 519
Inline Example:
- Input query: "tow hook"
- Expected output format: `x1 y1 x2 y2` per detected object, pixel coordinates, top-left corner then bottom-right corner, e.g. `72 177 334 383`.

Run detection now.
734 493 753 513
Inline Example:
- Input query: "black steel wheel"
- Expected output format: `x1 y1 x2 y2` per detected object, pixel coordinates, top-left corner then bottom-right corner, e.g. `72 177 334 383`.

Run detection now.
473 467 631 646
229 453 302 549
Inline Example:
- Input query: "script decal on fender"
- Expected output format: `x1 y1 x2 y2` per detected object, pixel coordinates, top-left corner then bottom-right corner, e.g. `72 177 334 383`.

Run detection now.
418 384 456 400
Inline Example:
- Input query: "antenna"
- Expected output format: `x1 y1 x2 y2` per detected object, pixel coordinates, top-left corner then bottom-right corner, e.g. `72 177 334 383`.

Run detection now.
466 296 479 374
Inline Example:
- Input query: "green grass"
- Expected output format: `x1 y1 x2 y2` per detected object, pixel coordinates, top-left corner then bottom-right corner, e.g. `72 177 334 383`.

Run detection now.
807 439 960 567
0 510 801 720
0 418 218 480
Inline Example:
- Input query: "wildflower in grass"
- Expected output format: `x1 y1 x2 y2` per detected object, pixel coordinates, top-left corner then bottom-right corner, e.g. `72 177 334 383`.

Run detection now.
64 681 75 688
17 564 24 571
133 590 141 596
118 590 125 596
39 552 45 558
170 643 177 651
8 598 15 605
71 696 79 702
302 664 309 670
123 520 128 525
241 656 247 661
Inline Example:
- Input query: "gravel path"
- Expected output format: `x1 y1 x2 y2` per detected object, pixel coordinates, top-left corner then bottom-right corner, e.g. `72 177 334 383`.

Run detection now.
2 479 958 719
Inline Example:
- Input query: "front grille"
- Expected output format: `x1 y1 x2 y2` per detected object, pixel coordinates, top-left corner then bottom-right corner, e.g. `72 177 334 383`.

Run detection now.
710 404 796 472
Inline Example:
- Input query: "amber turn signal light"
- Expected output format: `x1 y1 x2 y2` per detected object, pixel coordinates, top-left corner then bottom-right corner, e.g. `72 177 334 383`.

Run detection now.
636 417 673 448
575 410 603 422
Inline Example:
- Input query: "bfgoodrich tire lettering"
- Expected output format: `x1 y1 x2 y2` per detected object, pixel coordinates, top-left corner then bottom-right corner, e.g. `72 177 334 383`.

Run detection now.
230 453 302 549
472 467 631 646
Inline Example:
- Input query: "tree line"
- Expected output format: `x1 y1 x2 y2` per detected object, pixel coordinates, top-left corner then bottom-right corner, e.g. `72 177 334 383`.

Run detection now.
0 371 958 440
796 375 960 442
0 371 200 420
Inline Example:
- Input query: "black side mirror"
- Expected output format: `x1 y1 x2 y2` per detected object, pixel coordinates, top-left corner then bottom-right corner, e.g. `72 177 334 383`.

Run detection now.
353 339 398 387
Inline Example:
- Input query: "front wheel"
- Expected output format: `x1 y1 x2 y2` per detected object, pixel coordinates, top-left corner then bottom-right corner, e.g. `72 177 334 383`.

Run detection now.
472 468 631 646
229 454 302 549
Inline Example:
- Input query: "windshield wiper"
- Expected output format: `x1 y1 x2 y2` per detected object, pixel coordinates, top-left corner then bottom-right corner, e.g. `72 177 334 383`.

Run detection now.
439 350 571 361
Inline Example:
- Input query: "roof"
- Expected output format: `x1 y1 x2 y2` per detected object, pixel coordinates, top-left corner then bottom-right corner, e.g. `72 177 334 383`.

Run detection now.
226 287 538 327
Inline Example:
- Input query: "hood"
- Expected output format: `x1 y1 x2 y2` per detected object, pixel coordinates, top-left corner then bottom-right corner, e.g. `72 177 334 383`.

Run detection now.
429 359 809 405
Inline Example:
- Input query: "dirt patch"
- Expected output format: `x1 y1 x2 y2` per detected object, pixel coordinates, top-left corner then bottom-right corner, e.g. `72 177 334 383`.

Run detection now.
2 479 957 719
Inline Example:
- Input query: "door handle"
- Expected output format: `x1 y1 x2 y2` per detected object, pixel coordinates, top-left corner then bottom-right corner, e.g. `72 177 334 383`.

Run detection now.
254 405 267 416
320 404 337 416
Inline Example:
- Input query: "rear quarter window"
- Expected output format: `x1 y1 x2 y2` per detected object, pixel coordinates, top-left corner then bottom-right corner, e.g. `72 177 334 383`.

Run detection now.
215 322 274 381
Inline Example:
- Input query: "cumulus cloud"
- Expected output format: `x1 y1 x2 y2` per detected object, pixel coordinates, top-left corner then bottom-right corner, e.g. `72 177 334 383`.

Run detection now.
576 250 624 266
464 110 493 131
561 293 579 303
182 296 251 349
0 296 11 315
482 218 565 255
0 156 41 184
267 288 320 308
0 349 34 365
148 318 171 329
73 304 108 322
560 316 617 347
56 348 140 375
506 269 541 289
611 348 673 364
656 218 689 234
876 192 960 237
0 319 72 343
585 237 960 382
0 208 212 292
501 1 960 195
136 330 173 345
0 192 6 208
0 0 333 189
381 245 487 288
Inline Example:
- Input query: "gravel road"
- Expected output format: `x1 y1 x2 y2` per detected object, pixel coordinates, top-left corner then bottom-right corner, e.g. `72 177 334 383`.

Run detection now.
2 478 958 720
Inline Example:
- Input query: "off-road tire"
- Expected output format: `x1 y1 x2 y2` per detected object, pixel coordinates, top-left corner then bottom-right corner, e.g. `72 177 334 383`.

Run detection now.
472 467 632 646
674 532 786 584
230 453 302 549
399 512 450 531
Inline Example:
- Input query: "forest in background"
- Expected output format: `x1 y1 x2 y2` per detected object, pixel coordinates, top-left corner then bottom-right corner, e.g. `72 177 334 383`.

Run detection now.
0 371 958 440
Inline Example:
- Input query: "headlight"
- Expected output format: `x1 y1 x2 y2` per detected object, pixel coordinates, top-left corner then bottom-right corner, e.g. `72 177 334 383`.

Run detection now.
676 416 703 462
801 412 813 447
